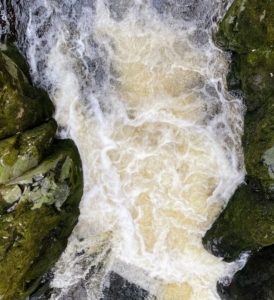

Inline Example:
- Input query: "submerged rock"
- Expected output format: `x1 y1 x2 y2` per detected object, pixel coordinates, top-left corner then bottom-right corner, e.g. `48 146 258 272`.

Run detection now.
0 139 83 300
203 0 274 262
218 245 274 300
0 47 54 140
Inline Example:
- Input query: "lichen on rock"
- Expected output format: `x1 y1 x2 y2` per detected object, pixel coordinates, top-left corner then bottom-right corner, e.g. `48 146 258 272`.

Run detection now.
0 119 57 185
0 139 83 300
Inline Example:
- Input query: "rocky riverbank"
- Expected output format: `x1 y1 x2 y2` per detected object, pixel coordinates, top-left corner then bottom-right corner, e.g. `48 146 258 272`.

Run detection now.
0 42 83 300
203 0 274 298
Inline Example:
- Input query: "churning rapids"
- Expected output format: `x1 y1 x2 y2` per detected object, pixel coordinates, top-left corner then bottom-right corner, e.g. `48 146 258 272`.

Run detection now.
2 0 246 299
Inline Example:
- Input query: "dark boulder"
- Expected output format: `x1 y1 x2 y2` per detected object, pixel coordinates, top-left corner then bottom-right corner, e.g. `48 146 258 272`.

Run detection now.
218 245 274 300
0 47 54 140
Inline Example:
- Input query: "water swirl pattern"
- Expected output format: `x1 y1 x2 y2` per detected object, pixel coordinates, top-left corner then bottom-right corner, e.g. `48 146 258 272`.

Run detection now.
11 0 245 299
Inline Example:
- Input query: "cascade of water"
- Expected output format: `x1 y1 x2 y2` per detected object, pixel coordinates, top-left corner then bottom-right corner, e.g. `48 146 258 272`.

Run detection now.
6 1 246 299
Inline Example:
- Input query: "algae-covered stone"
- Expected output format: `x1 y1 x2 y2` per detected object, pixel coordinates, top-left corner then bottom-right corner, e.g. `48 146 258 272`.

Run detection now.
0 119 57 185
215 0 274 52
217 245 274 299
203 183 274 261
0 139 83 300
238 50 274 197
0 46 54 139
204 0 274 262
0 42 31 81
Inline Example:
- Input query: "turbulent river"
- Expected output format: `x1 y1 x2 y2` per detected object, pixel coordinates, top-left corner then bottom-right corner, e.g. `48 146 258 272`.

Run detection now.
3 0 246 299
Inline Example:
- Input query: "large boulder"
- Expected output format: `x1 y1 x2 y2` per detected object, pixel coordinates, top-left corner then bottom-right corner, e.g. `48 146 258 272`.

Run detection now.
203 183 274 261
203 0 274 262
0 47 54 139
0 139 83 300
0 42 83 300
242 50 274 198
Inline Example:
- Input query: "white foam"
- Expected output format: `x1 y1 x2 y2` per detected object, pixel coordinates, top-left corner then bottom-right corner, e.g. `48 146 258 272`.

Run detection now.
14 0 244 299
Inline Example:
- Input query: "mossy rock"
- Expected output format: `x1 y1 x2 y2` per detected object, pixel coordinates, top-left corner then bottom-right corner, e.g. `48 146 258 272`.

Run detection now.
239 50 274 197
204 0 274 263
215 0 274 52
0 139 83 300
203 183 274 262
217 245 274 299
0 45 54 140
0 119 57 185
0 42 30 80
237 50 274 108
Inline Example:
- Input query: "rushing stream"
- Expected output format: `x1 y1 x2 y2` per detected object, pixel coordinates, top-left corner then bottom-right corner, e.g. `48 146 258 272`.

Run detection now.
2 0 246 299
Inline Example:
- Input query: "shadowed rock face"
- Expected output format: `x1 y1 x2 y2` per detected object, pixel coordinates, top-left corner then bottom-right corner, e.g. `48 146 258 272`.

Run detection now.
0 46 54 140
0 41 83 300
217 245 274 300
0 0 16 39
203 0 274 298
102 272 153 300
203 182 274 261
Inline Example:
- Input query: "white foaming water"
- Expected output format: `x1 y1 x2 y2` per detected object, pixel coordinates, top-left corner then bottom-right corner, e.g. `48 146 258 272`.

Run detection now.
13 0 245 299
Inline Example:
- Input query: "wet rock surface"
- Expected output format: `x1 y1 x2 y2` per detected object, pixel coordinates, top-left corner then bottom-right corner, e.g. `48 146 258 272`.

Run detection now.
0 41 83 300
0 119 57 185
218 245 274 300
215 0 274 52
0 45 54 140
0 0 16 39
102 272 153 300
203 0 274 298
0 140 83 300
203 183 274 261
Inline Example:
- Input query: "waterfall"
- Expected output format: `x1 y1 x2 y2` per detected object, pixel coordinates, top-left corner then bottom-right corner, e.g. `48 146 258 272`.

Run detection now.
7 0 245 299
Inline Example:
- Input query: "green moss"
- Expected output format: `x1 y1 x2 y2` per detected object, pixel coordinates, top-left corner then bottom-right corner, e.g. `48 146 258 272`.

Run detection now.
215 0 274 52
0 42 31 80
204 0 274 263
203 183 274 261
237 50 274 197
0 46 54 140
0 42 83 300
0 119 57 184
0 139 83 300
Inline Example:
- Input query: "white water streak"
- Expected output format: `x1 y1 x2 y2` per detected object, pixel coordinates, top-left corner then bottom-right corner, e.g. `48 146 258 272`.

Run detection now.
15 0 245 299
